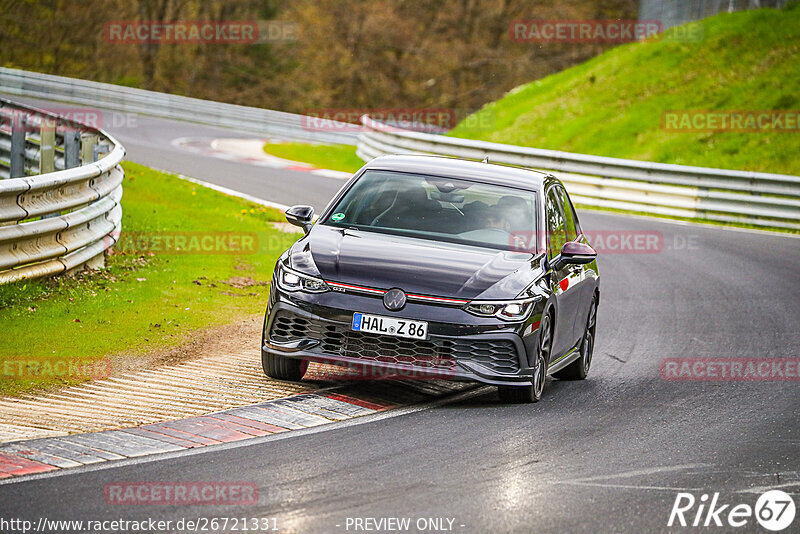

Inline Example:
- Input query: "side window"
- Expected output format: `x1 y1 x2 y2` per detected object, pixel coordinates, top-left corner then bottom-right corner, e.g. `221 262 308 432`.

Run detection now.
546 188 567 260
559 186 579 242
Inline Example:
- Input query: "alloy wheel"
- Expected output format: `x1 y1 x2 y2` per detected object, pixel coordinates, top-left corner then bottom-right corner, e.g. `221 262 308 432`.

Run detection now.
582 300 597 374
534 314 552 397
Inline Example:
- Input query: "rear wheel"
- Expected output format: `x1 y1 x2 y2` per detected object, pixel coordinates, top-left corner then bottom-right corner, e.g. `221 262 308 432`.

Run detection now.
553 296 596 380
261 314 307 381
498 313 551 403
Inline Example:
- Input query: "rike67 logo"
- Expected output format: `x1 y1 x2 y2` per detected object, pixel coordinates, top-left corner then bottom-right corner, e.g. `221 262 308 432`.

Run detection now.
669 490 796 531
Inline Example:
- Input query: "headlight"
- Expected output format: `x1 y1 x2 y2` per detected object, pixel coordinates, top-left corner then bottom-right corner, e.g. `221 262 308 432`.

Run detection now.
276 264 330 293
464 299 536 321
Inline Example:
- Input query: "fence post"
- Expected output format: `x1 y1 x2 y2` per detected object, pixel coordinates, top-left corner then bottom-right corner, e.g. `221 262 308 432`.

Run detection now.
64 130 81 169
10 112 26 178
39 117 56 174
93 143 110 162
81 133 98 164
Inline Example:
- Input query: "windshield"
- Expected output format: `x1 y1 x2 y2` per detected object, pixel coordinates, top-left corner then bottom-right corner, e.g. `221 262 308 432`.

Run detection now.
323 170 538 252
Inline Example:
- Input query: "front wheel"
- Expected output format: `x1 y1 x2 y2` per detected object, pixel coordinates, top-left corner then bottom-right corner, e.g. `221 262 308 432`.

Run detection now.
261 313 307 381
262 351 307 381
497 313 551 403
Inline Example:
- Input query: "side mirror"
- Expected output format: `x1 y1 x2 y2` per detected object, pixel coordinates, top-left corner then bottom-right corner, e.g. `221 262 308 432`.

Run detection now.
555 241 596 269
285 205 314 234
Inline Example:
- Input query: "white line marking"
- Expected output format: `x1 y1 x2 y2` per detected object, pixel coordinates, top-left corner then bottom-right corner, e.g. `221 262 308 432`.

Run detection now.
311 169 352 180
169 171 291 211
737 481 800 494
557 481 703 492
554 464 710 493
171 136 355 180
564 463 709 483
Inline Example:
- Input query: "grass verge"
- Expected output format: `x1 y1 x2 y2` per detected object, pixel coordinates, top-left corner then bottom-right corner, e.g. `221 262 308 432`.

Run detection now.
0 161 302 396
263 141 363 173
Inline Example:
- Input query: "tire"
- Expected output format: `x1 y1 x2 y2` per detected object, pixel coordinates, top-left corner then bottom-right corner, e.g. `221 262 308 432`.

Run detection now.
261 313 307 382
497 313 551 403
262 351 307 381
553 296 596 381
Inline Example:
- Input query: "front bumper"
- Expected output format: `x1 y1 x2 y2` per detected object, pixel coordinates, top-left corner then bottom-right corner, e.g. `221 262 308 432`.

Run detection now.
263 289 539 386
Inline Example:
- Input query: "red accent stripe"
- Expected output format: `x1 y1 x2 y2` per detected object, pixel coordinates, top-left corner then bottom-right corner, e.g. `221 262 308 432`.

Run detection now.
125 427 201 449
209 414 288 434
142 423 222 446
162 417 256 442
407 294 468 304
327 281 467 304
205 416 270 437
0 453 58 476
327 281 386 294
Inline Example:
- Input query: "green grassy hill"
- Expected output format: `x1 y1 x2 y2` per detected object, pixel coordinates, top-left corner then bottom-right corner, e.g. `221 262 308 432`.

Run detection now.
450 5 800 176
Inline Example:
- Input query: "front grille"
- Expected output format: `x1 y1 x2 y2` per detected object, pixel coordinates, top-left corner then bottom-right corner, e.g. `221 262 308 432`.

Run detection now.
447 339 520 374
339 330 456 371
269 311 332 343
269 310 520 374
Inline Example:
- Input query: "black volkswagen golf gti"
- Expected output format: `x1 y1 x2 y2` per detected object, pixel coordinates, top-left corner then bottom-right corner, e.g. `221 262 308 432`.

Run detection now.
262 155 599 403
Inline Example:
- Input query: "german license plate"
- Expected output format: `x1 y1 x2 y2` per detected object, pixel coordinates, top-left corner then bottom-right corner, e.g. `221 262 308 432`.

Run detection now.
351 313 428 340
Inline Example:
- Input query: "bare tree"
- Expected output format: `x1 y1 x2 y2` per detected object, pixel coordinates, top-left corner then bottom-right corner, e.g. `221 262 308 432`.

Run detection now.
133 0 189 89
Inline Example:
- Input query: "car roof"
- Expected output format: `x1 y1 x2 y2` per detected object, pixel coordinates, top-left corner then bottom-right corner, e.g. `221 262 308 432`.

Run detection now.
361 154 553 191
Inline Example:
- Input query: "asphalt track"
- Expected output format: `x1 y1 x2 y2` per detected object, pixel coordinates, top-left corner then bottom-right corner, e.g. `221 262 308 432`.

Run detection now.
1 96 798 533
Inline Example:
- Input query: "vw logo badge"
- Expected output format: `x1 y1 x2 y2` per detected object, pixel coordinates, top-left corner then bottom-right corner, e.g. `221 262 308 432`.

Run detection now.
383 288 407 311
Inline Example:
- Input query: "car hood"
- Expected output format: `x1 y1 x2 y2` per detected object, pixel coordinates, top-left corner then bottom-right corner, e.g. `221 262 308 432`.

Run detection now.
288 225 543 300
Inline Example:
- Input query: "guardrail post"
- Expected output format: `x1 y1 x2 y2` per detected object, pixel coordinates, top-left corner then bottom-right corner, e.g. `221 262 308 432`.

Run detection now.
0 97 125 284
64 130 80 169
9 113 26 178
93 143 110 162
39 117 56 174
81 133 98 164
64 253 105 276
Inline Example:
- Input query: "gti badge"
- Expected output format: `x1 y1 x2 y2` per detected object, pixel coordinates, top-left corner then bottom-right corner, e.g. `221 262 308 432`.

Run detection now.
383 288 407 311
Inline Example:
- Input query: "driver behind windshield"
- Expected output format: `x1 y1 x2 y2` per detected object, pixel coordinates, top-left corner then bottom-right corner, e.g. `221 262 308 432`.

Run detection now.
483 208 511 232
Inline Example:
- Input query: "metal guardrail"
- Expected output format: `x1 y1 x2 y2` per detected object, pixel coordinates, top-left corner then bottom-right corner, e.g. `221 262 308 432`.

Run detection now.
4 68 796 230
0 98 124 284
0 67 359 146
357 116 800 230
